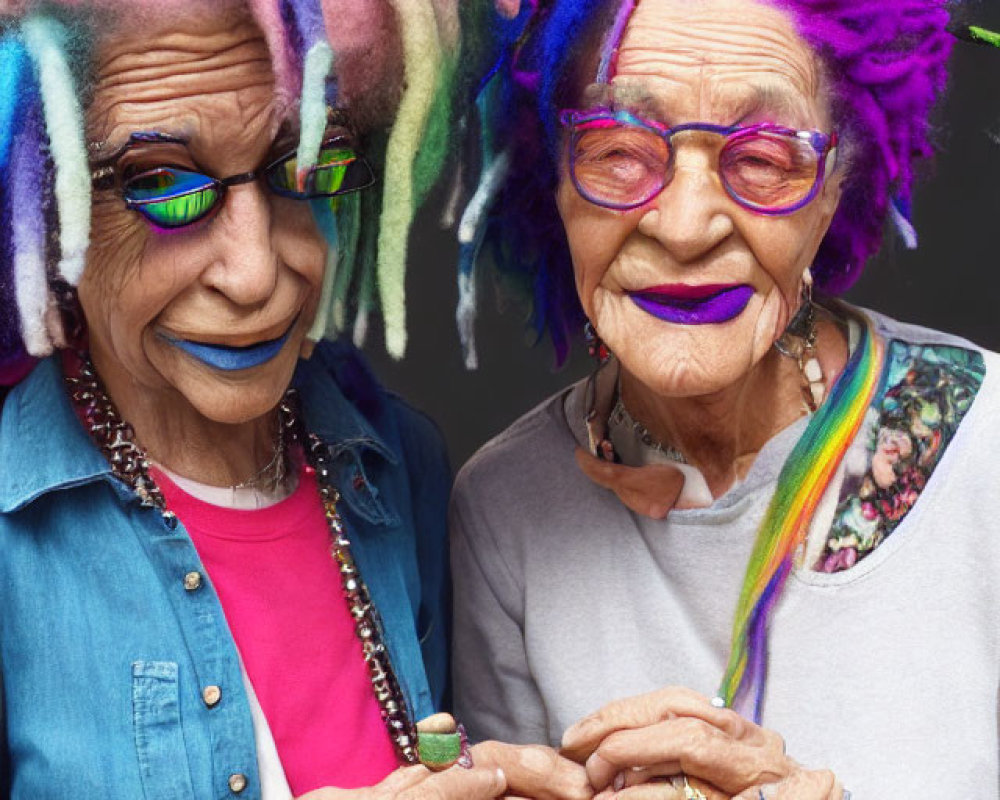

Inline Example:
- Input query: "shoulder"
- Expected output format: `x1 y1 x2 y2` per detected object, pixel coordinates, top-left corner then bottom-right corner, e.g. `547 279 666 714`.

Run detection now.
862 305 1000 470
452 380 585 522
299 338 448 467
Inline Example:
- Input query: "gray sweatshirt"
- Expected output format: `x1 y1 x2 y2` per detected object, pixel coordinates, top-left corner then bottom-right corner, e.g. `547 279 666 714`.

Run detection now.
451 310 1000 799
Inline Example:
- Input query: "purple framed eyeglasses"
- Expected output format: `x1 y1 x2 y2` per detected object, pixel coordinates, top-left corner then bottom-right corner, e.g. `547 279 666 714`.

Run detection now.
559 109 839 215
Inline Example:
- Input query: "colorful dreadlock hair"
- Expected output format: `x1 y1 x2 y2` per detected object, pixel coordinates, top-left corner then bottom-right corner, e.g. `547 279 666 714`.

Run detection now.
460 0 995 367
0 0 464 386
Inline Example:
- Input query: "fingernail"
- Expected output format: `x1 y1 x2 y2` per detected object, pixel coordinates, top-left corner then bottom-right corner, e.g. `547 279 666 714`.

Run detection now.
613 771 626 791
495 767 507 785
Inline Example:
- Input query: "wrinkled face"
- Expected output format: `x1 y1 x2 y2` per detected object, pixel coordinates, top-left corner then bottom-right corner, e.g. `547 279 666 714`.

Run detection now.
80 7 327 425
556 0 842 398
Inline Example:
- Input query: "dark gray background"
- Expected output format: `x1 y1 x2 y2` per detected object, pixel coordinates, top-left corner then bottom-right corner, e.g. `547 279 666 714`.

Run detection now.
366 13 1000 469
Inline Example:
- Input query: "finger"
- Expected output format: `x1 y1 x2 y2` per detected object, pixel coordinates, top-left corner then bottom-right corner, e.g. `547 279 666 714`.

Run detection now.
589 717 789 795
562 687 753 761
377 765 434 793
472 741 592 800
593 782 685 800
607 771 728 800
296 769 431 800
739 768 841 800
400 765 506 800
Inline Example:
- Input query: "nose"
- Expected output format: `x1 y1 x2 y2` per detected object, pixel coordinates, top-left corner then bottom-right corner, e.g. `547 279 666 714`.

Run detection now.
636 148 735 264
199 182 279 307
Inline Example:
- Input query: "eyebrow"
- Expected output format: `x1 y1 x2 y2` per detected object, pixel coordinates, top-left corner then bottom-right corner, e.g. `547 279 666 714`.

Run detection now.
89 107 356 169
88 131 190 170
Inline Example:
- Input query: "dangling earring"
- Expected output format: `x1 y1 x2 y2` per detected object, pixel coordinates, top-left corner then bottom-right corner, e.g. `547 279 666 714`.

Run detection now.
584 321 611 363
583 320 617 461
774 270 825 412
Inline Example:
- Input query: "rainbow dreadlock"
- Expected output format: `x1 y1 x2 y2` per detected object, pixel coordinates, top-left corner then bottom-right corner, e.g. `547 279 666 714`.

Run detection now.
0 0 465 385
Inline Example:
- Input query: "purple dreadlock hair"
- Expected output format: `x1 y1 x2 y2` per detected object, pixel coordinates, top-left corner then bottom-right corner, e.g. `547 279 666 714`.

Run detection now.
465 0 963 365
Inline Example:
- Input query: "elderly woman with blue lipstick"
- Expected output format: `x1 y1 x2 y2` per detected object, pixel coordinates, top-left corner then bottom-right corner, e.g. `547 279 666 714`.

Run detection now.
451 0 1000 798
0 1 595 798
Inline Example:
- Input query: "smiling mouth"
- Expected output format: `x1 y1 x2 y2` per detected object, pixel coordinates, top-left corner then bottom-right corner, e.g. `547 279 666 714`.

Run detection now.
628 283 754 325
160 319 297 372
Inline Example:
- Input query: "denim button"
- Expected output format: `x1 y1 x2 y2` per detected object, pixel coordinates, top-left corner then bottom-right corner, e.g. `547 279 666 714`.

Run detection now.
228 773 247 794
183 571 202 591
202 685 221 707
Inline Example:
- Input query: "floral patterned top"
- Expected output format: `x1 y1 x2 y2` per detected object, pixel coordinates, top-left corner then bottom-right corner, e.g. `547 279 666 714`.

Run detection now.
815 340 985 573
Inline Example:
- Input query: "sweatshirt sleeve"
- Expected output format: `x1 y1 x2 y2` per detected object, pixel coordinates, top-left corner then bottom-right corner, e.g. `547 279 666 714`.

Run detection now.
449 467 549 745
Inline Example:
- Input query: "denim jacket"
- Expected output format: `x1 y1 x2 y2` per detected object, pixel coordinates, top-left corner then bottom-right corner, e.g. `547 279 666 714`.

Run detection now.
0 340 451 799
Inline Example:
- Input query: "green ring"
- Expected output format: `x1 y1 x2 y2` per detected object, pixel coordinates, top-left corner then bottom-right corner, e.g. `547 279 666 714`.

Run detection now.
417 731 462 768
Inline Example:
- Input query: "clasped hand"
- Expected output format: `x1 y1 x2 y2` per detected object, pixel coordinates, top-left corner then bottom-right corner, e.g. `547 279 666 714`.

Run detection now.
299 687 842 799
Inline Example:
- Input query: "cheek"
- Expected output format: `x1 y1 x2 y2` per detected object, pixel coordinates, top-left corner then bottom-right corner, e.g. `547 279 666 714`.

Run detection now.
746 212 826 298
80 207 151 337
273 201 328 290
556 179 634 317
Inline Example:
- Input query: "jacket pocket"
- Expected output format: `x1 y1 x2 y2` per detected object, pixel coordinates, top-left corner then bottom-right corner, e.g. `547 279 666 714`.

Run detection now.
132 661 197 800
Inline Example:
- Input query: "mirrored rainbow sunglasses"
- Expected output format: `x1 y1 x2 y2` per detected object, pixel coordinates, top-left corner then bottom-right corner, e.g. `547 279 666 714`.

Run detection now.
559 109 839 215
90 131 375 229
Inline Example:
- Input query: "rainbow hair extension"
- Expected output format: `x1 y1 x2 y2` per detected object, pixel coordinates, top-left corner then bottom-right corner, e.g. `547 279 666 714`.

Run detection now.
286 0 333 181
11 100 52 356
457 147 511 370
412 0 461 206
306 197 339 341
718 316 886 723
352 185 382 348
0 36 33 383
0 35 27 173
248 0 302 112
378 0 442 359
20 15 89 286
331 192 361 334
594 0 635 84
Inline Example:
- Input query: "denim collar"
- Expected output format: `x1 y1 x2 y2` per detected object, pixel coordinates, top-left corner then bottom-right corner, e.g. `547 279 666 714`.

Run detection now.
0 348 398 517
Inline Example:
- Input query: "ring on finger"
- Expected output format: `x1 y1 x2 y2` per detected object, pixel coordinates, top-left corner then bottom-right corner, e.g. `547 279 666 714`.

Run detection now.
670 775 708 800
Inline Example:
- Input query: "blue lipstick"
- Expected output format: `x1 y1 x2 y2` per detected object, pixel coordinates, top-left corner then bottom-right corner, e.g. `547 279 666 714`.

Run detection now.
163 325 294 372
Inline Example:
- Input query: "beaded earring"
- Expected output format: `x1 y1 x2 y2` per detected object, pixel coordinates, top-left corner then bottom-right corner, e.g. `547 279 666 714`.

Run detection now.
774 270 825 412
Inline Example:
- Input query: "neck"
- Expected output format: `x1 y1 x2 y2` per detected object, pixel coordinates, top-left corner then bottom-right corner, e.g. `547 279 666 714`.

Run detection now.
620 318 848 498
88 351 280 488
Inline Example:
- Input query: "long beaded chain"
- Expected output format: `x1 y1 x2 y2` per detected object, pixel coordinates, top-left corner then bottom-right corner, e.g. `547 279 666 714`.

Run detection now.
65 354 420 764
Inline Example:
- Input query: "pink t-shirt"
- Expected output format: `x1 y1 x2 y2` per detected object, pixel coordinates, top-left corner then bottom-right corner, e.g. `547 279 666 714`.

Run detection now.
156 465 400 794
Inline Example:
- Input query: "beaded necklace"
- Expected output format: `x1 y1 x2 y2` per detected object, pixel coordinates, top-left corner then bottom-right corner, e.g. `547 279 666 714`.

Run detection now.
64 354 420 764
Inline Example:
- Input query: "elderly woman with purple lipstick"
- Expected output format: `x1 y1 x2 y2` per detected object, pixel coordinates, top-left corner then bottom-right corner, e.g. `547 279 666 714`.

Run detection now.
451 0 1000 798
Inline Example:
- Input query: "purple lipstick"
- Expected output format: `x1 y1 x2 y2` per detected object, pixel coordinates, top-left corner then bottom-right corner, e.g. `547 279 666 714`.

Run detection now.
629 283 754 325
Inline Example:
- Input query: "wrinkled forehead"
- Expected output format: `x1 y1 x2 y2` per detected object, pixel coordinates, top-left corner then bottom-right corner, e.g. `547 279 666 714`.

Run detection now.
589 0 825 125
86 0 403 141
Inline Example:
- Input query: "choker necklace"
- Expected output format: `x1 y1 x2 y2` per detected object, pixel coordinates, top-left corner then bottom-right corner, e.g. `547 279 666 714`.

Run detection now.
608 395 687 464
65 353 420 764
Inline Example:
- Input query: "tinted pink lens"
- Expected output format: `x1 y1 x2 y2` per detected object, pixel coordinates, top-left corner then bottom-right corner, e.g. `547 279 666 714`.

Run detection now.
571 123 669 207
720 130 820 210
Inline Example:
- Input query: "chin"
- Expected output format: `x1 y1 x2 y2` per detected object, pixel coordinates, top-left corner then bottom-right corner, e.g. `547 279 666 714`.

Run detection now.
599 293 780 399
166 352 300 426
623 346 755 399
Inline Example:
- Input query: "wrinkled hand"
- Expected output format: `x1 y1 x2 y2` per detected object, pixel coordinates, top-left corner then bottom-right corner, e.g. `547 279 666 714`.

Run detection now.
560 687 842 799
575 448 694 519
296 763 506 800
472 740 593 800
